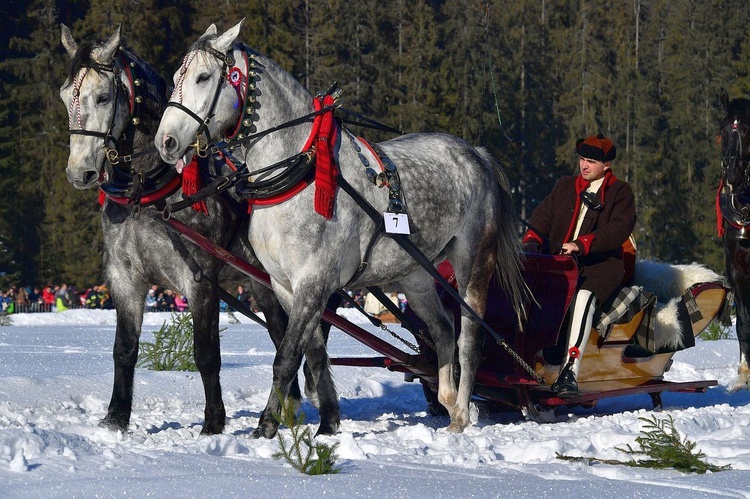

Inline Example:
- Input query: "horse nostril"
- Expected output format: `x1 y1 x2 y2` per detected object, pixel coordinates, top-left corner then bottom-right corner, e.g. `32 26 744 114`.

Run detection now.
163 135 177 153
82 170 98 185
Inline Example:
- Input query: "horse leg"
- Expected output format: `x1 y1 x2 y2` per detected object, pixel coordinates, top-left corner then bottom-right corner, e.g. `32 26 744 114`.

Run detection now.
252 282 334 439
400 271 459 417
100 275 147 431
190 283 226 434
725 244 750 391
250 282 302 409
445 240 496 433
304 323 340 436
250 282 339 432
731 281 750 391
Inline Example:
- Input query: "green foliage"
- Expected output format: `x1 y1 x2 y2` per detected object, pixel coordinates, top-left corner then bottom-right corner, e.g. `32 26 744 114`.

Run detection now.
137 313 197 371
0 313 13 326
4 1 750 284
272 391 340 475
557 415 731 474
700 320 732 341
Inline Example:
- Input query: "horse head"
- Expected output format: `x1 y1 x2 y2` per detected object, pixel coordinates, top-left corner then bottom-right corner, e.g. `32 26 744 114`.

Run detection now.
60 24 168 190
720 88 750 194
155 19 312 173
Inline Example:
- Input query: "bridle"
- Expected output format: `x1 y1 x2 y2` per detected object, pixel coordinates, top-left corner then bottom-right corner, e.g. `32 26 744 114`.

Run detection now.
66 47 180 208
166 44 257 158
719 115 750 233
67 48 152 167
721 118 750 193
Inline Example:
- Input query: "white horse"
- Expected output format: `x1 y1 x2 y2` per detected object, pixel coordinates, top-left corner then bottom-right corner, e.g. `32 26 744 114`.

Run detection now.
155 20 526 437
59 24 337 435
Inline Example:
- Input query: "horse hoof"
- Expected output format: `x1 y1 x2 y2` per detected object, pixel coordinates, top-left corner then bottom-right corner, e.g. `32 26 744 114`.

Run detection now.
200 421 225 435
251 425 278 439
99 416 128 432
315 420 340 436
730 379 750 392
446 422 466 434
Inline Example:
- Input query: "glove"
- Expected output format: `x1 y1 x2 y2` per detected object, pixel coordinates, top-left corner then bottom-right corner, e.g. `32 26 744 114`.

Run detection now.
523 241 541 254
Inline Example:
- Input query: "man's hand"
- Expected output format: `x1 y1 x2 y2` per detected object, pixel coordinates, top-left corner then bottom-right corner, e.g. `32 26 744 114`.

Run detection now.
561 242 579 255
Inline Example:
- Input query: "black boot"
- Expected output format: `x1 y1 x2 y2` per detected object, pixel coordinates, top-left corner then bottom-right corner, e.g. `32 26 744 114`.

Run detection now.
552 363 578 398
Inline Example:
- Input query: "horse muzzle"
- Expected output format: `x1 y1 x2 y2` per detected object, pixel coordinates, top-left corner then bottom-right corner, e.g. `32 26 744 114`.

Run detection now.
66 164 108 190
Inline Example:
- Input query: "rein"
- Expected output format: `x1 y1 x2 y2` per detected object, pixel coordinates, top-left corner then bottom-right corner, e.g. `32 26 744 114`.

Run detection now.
718 119 750 236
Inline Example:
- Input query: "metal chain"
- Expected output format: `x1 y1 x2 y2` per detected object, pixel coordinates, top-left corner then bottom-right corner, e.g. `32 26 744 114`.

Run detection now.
378 322 421 354
498 339 544 384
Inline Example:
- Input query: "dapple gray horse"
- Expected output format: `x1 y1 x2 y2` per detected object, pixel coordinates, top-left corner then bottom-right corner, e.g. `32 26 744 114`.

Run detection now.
59 25 338 435
155 20 526 437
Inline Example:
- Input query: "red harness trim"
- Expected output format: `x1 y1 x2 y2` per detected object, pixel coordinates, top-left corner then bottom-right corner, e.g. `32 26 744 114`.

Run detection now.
99 173 182 207
246 95 338 218
358 136 387 173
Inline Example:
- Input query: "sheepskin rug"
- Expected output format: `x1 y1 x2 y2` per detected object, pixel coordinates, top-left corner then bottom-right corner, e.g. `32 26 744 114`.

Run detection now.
632 261 726 351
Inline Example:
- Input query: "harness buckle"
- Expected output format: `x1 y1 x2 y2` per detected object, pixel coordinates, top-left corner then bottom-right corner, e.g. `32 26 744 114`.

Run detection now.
191 133 209 158
106 148 120 165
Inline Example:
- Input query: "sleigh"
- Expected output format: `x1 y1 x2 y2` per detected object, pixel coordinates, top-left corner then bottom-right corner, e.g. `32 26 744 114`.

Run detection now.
166 217 730 420
403 254 731 418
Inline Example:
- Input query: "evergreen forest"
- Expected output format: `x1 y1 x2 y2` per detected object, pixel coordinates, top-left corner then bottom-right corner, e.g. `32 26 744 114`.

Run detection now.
1 0 749 290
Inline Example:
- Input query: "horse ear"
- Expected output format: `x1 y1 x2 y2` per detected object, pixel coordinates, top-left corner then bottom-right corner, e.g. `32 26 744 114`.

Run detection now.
93 25 122 64
721 87 730 113
60 24 78 59
214 19 245 52
200 23 218 40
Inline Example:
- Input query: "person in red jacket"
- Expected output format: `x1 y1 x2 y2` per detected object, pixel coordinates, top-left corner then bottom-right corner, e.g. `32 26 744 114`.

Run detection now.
522 134 637 397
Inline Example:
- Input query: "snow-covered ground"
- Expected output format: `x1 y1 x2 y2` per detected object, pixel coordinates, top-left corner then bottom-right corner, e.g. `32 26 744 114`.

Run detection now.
1 308 749 498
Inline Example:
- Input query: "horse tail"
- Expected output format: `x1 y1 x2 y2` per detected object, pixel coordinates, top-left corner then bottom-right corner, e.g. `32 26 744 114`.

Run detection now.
476 147 529 324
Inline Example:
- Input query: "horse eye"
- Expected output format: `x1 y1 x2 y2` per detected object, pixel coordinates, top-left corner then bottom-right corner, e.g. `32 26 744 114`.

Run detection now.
196 73 212 84
97 94 110 105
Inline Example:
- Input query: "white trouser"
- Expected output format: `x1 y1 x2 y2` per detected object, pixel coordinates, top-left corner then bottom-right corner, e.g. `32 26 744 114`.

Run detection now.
562 289 597 377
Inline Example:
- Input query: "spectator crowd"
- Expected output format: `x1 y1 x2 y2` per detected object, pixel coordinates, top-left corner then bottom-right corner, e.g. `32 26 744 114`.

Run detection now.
2 282 407 317
1 283 189 314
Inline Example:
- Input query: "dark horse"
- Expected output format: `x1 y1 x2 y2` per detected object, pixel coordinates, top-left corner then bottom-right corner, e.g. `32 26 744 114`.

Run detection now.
718 88 750 390
59 25 338 434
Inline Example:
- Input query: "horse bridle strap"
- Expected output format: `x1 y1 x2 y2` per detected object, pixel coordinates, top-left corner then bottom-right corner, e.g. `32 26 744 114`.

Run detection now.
166 46 237 154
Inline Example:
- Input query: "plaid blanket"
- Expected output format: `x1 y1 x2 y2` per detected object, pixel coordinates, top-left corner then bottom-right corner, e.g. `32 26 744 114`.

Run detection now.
595 285 656 343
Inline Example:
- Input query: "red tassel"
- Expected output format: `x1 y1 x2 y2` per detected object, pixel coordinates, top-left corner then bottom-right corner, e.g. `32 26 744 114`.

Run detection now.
181 157 209 214
314 95 338 220
98 189 107 206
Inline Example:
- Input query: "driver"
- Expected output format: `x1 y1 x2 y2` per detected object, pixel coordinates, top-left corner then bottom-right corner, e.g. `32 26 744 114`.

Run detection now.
522 134 637 397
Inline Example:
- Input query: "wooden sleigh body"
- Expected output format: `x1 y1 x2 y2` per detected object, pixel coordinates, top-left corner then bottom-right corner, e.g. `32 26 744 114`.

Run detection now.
411 254 731 419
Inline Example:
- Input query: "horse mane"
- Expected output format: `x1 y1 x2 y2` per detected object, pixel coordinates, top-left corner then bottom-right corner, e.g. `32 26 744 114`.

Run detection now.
65 41 100 85
119 46 170 133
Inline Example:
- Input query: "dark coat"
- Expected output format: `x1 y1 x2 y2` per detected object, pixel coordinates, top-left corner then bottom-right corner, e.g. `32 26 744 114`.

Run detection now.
522 173 636 303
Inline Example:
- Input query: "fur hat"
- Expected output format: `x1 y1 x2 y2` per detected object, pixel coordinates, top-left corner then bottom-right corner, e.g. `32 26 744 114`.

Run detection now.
576 134 616 162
